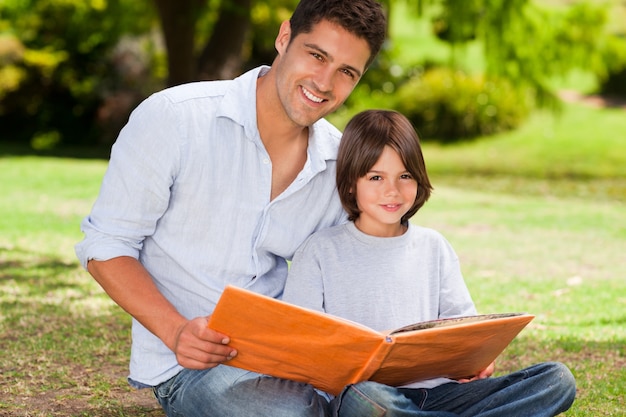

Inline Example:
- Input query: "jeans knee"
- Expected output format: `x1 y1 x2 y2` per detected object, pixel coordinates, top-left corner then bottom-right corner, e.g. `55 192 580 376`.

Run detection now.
529 361 576 411
551 362 576 398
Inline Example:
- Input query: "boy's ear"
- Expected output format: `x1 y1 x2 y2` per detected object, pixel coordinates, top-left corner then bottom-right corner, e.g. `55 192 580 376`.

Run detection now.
275 20 292 55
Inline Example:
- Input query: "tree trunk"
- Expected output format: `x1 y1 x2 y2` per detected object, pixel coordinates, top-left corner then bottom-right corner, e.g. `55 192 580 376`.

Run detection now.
153 0 204 87
197 0 252 80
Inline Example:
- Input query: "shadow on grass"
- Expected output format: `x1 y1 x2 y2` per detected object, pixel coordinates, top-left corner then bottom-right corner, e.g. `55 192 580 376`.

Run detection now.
0 249 165 416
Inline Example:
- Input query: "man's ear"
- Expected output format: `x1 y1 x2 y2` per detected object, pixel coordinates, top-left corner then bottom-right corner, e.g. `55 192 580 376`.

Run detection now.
275 20 292 55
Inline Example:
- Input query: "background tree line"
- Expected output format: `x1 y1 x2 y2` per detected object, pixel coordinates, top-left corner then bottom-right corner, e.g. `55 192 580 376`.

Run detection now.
1 0 624 149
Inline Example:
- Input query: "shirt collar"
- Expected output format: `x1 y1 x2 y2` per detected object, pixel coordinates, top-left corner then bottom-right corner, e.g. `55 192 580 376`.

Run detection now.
217 65 341 174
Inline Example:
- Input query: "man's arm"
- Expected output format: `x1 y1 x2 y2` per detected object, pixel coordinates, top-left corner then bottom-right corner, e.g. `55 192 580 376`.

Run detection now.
87 256 237 369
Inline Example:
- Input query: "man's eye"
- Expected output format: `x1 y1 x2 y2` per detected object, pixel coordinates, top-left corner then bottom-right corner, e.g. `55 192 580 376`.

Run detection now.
340 68 355 79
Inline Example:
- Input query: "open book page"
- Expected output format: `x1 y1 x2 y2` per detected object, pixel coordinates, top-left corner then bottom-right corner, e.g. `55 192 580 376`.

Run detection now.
207 285 386 395
370 313 535 386
389 313 528 334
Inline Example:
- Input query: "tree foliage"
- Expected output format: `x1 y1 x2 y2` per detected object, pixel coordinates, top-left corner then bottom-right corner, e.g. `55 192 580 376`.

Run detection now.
1 0 623 148
413 0 619 108
0 0 155 146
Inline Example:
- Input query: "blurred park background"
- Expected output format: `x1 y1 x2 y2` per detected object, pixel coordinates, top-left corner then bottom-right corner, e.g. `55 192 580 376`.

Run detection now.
1 0 625 151
1 0 625 416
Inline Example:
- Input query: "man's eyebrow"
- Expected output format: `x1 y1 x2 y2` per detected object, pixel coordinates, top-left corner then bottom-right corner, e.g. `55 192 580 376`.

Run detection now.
303 43 363 78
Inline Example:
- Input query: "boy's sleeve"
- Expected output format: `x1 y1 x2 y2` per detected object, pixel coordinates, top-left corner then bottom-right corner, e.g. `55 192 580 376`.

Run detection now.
282 236 326 312
437 235 477 318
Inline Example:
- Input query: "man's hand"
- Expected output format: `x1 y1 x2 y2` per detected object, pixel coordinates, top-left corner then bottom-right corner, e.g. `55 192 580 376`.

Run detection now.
87 258 238 370
172 316 238 370
457 361 496 383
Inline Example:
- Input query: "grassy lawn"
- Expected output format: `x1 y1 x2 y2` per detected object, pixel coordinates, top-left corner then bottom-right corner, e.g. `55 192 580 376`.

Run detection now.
0 157 163 416
1 98 625 416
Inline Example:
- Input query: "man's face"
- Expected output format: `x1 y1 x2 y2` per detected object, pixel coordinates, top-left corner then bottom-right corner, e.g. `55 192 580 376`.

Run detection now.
273 19 371 128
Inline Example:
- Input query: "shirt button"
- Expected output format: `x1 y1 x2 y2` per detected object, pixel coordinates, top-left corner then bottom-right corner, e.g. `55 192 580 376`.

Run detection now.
263 158 270 164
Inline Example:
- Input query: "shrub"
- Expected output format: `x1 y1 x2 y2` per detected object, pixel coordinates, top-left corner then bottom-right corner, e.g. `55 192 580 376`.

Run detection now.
394 67 532 143
598 35 626 97
0 0 155 148
600 68 626 97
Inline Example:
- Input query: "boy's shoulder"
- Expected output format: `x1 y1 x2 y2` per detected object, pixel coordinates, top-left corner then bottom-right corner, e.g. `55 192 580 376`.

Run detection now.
408 224 454 249
297 223 350 251
408 223 440 237
310 223 351 240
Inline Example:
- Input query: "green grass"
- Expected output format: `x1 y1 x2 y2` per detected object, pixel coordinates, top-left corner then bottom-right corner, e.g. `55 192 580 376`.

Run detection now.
1 100 625 415
425 103 626 179
0 156 163 416
420 101 626 203
414 102 626 416
417 104 626 417
415 185 625 416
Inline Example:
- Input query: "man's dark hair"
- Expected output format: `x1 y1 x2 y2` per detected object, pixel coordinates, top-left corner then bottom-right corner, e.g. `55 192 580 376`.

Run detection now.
289 0 387 68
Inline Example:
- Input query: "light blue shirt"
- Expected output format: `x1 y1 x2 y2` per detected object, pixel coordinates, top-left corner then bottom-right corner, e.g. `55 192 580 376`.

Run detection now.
75 66 347 386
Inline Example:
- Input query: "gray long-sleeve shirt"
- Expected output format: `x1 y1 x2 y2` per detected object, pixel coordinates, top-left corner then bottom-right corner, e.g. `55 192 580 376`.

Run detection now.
283 221 476 389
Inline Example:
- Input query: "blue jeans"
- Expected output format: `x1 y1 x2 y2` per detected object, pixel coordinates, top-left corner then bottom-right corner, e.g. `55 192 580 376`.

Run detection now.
331 362 576 417
153 365 329 417
154 362 574 417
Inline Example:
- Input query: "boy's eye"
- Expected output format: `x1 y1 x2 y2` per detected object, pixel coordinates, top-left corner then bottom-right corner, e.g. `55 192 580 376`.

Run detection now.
369 175 382 181
401 174 413 180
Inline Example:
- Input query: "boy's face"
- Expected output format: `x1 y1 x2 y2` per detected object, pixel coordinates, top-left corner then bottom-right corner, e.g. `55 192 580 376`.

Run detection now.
353 146 418 237
272 19 371 128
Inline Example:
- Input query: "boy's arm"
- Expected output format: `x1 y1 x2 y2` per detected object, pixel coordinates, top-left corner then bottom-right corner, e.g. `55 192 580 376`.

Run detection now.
87 256 237 369
283 244 325 312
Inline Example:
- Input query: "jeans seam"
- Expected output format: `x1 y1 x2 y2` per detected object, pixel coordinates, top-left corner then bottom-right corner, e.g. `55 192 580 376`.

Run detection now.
416 388 429 409
337 384 387 417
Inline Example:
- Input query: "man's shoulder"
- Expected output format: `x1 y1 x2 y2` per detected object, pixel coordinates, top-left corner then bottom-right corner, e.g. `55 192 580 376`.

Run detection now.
308 118 343 162
152 67 265 105
312 118 342 142
155 79 233 104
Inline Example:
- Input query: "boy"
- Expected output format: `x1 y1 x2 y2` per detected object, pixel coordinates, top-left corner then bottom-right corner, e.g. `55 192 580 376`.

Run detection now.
283 110 576 416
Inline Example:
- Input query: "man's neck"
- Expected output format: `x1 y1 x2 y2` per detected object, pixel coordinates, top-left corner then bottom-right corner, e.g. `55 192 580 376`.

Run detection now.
256 71 310 200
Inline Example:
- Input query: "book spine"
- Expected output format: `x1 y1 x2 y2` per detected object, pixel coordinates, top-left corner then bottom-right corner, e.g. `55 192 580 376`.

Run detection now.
350 337 395 384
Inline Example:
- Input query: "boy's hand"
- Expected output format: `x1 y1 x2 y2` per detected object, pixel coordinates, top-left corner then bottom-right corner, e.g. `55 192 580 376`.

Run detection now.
457 361 496 383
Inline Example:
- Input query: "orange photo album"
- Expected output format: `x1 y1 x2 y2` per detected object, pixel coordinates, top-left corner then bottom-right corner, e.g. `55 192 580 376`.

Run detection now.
207 285 534 395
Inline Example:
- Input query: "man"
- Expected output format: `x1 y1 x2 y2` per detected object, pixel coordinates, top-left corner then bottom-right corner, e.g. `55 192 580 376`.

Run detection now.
76 0 387 416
